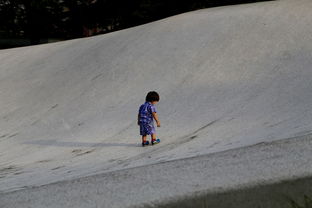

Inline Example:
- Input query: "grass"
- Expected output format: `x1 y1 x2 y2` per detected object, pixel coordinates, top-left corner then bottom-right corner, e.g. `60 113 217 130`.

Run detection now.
289 195 312 208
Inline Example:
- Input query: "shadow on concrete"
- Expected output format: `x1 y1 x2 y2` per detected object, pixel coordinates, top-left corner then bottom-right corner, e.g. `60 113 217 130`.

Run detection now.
23 140 140 148
154 176 312 208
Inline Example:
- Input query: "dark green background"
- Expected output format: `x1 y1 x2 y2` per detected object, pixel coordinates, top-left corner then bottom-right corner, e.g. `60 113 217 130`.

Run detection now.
0 0 272 49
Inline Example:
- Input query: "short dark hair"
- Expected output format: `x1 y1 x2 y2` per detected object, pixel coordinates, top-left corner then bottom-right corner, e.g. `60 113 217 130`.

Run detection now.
145 91 160 102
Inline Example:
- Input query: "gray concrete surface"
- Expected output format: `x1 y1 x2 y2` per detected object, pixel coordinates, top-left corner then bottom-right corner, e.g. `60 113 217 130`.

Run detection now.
1 134 312 208
1 0 312 207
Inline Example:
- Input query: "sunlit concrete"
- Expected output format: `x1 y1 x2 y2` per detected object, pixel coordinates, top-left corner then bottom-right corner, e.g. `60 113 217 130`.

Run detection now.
1 0 312 207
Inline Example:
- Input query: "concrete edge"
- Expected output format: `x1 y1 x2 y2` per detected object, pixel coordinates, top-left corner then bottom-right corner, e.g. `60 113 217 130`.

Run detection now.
1 133 312 207
151 176 312 208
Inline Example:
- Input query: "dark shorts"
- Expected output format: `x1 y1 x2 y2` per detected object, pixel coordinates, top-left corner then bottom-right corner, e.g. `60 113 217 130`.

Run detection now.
140 123 155 136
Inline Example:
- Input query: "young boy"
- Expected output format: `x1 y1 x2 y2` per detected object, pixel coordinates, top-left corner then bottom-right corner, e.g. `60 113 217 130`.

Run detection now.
138 91 161 146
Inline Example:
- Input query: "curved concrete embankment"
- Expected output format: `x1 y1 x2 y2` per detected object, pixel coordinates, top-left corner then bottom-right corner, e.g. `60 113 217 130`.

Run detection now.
1 0 312 206
1 134 312 208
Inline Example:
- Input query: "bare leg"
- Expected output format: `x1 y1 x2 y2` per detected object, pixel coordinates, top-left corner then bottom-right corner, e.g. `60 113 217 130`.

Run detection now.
142 135 147 143
151 134 156 142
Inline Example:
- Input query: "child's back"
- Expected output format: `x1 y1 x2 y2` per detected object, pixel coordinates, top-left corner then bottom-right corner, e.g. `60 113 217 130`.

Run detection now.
138 102 156 125
138 91 161 146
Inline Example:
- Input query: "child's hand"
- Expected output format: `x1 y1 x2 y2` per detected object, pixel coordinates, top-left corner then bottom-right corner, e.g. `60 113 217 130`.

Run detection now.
157 121 161 127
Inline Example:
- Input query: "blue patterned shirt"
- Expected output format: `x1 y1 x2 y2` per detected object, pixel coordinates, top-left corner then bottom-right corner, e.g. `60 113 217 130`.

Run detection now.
138 102 157 124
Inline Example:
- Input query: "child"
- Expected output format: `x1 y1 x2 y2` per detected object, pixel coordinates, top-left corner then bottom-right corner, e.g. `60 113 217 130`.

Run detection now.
138 91 161 146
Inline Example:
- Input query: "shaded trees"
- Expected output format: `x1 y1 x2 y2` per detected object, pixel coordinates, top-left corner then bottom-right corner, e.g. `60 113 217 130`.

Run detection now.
0 0 272 48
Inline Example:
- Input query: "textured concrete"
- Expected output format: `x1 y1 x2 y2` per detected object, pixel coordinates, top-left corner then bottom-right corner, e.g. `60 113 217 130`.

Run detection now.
1 134 312 207
1 0 312 207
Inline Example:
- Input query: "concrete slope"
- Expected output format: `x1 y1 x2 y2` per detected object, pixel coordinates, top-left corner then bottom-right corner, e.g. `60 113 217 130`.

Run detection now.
1 0 312 197
1 134 312 208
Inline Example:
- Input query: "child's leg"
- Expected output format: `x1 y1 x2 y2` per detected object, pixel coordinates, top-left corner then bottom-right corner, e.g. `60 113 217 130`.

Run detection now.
151 133 156 141
142 135 147 143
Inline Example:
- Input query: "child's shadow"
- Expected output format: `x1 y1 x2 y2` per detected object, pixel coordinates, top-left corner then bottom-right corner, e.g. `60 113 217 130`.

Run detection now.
24 139 140 148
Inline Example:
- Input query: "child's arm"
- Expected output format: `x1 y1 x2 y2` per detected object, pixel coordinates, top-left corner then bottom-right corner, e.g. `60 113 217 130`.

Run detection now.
152 112 161 127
